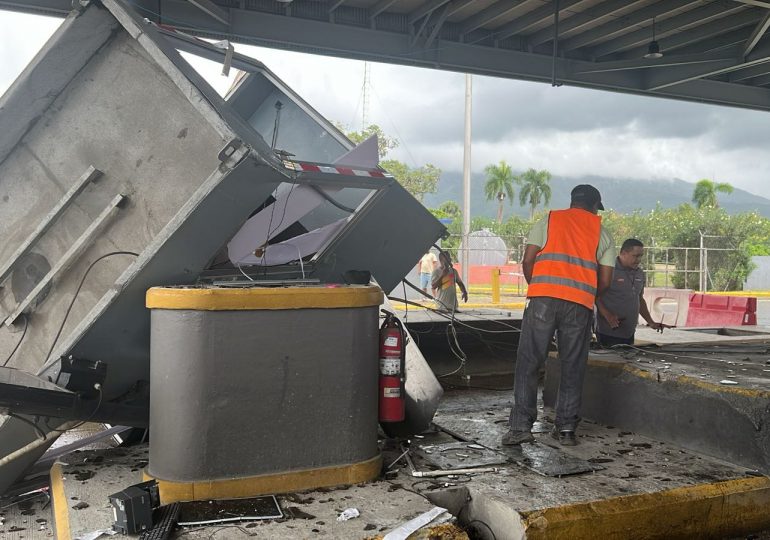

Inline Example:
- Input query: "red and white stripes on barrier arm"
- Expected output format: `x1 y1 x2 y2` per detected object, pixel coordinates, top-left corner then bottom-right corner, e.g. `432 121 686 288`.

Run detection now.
283 160 393 179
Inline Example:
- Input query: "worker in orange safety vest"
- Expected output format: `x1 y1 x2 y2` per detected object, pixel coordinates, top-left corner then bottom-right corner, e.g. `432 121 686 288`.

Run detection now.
503 185 616 447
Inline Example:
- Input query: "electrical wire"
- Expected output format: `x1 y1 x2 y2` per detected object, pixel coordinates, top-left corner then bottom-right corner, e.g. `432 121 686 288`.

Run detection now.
2 314 28 367
608 343 732 364
388 296 520 335
467 518 498 540
8 413 46 440
45 252 139 363
44 386 103 433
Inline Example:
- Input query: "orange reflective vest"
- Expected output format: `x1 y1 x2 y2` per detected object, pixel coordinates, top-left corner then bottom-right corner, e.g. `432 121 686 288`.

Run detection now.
527 208 602 310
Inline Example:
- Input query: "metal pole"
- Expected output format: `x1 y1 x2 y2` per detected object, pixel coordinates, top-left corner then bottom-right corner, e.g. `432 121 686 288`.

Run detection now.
461 73 472 287
699 232 705 292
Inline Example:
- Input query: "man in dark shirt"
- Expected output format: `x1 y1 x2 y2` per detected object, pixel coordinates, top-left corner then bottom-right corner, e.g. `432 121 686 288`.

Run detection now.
596 238 671 346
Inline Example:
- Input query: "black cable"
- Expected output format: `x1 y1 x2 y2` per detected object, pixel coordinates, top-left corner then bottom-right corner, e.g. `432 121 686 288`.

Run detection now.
45 252 139 363
2 314 28 367
44 386 103 433
8 412 46 440
311 185 356 213
402 279 408 323
467 518 497 540
388 297 520 334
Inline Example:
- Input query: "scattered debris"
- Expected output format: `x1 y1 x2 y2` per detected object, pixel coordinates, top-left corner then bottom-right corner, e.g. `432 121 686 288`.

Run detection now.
72 501 90 510
719 380 739 385
382 506 448 540
337 508 360 521
74 528 118 540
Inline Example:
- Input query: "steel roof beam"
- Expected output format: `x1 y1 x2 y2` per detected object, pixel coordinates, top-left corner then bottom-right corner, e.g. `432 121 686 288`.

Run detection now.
734 0 770 8
132 0 770 110
187 0 229 25
370 0 398 23
743 11 770 56
644 42 770 90
493 0 582 42
618 12 761 59
459 0 527 38
729 60 770 80
329 1 346 13
425 2 450 48
527 0 633 47
408 0 451 25
592 5 757 58
751 72 770 84
562 0 714 54
573 48 740 74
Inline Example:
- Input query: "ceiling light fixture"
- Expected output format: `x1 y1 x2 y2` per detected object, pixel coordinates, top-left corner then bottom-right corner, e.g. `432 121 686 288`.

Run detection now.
644 17 663 59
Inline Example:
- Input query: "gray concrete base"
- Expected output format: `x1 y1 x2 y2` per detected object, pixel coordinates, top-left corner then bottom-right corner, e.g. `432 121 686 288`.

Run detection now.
544 346 770 474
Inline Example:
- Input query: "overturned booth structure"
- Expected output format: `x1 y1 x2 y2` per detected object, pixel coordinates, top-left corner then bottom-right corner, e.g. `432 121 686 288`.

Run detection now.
0 0 444 499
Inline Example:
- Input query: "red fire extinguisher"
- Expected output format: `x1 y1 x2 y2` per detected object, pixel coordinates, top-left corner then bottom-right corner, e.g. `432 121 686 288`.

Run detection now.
379 311 406 423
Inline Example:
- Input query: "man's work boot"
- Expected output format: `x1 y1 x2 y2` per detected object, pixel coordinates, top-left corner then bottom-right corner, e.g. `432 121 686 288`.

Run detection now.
551 428 577 446
501 430 535 446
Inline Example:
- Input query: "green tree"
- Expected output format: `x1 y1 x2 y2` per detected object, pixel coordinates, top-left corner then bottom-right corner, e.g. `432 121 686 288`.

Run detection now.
483 160 516 224
381 160 440 202
517 168 552 219
339 123 397 158
692 179 733 209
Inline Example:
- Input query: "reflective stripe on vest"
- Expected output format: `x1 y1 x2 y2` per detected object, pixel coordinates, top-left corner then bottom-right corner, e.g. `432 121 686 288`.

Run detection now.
534 252 598 271
527 208 601 309
530 275 597 295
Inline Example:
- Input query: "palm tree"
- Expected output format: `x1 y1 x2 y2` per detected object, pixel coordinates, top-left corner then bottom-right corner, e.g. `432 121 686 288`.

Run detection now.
517 168 552 219
692 179 733 209
483 161 516 224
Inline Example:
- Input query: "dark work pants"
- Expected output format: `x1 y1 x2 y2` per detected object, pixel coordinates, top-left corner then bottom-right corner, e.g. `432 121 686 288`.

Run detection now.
510 297 593 432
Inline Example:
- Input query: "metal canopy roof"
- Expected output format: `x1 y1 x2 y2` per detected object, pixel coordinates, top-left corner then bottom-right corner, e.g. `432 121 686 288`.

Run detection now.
4 0 770 111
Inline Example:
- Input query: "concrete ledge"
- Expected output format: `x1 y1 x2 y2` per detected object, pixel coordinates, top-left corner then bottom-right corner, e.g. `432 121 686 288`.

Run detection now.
519 476 770 540
144 454 383 504
544 354 770 473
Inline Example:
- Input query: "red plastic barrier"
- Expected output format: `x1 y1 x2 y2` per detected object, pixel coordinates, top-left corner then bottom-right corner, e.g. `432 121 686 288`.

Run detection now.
686 293 757 326
453 264 523 285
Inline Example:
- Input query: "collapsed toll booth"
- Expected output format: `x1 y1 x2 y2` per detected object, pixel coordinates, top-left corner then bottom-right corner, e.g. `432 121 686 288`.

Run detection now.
0 0 444 496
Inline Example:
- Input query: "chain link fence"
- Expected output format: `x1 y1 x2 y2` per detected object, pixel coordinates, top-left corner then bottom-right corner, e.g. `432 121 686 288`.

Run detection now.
442 233 741 292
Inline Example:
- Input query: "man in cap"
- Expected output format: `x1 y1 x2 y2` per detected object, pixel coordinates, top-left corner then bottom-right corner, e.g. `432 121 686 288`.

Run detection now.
503 185 616 446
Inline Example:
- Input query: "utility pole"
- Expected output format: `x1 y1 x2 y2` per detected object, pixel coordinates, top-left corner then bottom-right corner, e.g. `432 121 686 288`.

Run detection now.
362 62 371 130
461 74 472 286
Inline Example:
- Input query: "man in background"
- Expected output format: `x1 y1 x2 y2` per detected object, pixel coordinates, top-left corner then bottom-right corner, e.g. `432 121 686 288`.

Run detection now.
418 251 438 294
503 185 615 447
596 238 671 346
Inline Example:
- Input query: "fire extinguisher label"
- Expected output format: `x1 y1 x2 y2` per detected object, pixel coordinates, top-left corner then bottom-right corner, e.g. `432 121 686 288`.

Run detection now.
383 387 401 398
380 357 400 375
384 336 399 347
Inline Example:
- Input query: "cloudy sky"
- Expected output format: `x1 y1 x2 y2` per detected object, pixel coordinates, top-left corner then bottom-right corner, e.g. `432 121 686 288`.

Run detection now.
2 9 770 200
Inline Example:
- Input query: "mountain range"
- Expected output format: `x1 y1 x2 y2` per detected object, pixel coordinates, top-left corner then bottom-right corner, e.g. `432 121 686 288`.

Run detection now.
421 172 770 219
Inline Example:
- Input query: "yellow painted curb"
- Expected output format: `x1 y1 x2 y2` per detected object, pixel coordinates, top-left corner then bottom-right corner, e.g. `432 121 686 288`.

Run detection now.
144 454 382 504
587 356 770 398
146 285 383 310
50 462 71 540
521 476 770 540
